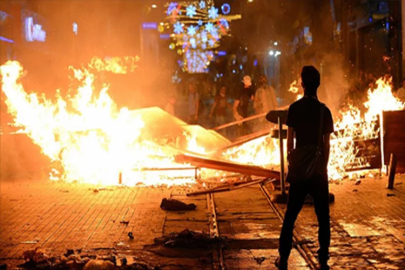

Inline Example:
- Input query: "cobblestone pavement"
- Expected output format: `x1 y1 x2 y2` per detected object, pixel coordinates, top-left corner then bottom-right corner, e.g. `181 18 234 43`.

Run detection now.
275 175 405 270
1 175 405 269
0 179 310 269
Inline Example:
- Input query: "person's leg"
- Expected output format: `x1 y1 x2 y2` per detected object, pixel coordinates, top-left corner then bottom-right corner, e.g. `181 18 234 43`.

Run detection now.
217 115 227 137
278 181 308 264
309 177 331 264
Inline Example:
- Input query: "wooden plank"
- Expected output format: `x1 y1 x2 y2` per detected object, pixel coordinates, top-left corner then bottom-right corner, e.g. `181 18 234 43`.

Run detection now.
383 110 405 173
175 154 280 179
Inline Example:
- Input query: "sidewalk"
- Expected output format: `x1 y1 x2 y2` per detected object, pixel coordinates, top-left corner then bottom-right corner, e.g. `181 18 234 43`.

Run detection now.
275 175 405 269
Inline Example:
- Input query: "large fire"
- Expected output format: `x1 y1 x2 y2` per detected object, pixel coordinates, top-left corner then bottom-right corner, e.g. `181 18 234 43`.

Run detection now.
1 59 404 186
0 60 205 186
222 77 404 181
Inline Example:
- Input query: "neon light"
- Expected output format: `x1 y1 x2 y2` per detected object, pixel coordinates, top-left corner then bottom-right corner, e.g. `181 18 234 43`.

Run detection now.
0 36 13 43
186 5 197 17
208 6 219 19
167 2 178 15
217 51 226 56
221 3 231 15
174 21 184 34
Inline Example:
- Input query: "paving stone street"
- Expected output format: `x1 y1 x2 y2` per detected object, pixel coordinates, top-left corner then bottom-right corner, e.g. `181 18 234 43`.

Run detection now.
0 175 404 269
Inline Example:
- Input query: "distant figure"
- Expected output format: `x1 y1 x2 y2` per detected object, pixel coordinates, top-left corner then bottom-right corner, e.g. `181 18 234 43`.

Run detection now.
233 76 255 136
396 78 405 101
188 83 199 124
276 66 334 270
254 75 278 129
164 96 176 116
209 86 232 135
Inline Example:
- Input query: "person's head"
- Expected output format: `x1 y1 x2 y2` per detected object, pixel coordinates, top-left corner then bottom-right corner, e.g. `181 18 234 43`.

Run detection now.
220 86 226 96
188 83 196 93
242 76 252 87
301 66 320 97
259 74 268 86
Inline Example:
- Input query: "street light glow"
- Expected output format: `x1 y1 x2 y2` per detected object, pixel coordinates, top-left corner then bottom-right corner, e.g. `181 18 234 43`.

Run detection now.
274 41 278 46
151 4 157 8
248 0 254 3
269 50 274 56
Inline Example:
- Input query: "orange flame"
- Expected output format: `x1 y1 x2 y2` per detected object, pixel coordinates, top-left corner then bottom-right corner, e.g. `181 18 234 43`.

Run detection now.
224 76 405 181
0 60 202 186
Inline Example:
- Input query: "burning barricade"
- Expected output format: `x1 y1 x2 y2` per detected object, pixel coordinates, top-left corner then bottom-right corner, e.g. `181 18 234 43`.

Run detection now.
1 59 405 187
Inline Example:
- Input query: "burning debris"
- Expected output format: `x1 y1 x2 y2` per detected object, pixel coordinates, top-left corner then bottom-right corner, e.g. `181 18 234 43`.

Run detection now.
1 58 405 187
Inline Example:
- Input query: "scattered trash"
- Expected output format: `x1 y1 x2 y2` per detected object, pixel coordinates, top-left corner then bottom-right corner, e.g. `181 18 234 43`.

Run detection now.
115 255 158 269
154 229 222 248
23 248 49 264
353 189 358 192
120 220 129 225
128 232 134 239
387 193 396 197
65 249 81 257
93 189 99 193
395 182 403 185
60 190 69 193
21 240 38 244
160 198 196 211
254 256 266 265
83 259 114 270
355 179 361 185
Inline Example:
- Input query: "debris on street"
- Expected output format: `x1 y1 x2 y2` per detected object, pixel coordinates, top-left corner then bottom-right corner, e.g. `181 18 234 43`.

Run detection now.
160 198 196 211
154 229 223 248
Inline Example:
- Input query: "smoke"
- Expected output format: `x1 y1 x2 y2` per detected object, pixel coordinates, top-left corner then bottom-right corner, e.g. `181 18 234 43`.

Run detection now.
317 53 350 116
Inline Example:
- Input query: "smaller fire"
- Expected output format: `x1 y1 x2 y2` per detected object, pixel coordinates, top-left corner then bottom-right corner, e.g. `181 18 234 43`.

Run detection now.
288 80 303 100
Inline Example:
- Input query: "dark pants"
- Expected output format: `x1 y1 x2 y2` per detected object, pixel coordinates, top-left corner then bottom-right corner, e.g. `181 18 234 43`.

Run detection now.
279 176 330 263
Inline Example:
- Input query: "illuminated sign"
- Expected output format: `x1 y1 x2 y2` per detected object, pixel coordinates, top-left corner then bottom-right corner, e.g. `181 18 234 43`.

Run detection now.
25 17 46 42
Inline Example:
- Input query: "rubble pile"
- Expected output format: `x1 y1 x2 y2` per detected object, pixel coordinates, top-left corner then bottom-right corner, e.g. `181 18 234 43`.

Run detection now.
18 248 159 270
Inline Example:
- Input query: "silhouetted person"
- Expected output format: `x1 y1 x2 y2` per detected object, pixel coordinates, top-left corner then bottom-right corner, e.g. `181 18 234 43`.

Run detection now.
209 86 232 136
165 96 176 116
276 66 333 270
233 76 255 136
188 83 200 124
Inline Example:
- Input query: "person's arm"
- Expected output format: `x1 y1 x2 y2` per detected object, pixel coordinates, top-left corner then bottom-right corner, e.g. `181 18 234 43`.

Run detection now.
209 99 217 117
287 127 295 154
323 133 331 166
195 94 199 120
233 100 240 115
227 101 233 111
253 89 261 112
